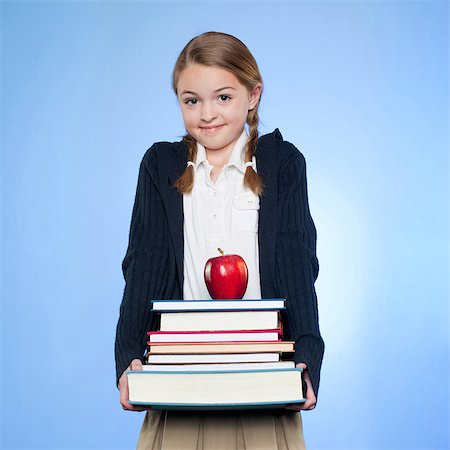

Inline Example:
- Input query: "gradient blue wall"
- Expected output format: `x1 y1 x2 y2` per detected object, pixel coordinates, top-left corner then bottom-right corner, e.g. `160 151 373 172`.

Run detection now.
1 1 448 449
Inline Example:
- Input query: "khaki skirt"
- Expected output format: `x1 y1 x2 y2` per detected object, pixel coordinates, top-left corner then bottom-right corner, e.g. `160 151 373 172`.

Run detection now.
136 410 306 450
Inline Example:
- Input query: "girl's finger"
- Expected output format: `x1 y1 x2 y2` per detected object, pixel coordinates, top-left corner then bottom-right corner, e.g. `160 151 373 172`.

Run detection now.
302 399 316 410
285 404 302 411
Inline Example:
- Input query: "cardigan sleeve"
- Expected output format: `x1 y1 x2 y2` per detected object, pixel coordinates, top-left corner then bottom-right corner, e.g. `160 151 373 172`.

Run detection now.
114 146 158 387
275 143 325 401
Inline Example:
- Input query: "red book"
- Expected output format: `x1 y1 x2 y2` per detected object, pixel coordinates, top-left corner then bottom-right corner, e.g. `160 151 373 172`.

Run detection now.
158 310 281 332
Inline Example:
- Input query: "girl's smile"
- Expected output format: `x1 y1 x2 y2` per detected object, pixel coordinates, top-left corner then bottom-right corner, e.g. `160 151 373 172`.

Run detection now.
200 124 225 133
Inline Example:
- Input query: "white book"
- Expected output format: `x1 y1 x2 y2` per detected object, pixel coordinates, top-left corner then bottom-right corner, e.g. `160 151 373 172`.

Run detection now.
159 310 280 332
128 368 305 409
146 353 281 364
142 361 296 372
148 341 294 354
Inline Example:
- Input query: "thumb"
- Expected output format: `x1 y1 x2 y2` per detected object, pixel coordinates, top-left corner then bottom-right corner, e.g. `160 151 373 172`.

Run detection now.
296 363 307 370
131 359 143 371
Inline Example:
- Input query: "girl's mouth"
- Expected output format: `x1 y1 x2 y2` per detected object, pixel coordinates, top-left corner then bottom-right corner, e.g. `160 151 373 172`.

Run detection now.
201 125 224 133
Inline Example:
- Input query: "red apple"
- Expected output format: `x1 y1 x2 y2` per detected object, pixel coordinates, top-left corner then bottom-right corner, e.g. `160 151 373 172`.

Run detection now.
204 248 248 299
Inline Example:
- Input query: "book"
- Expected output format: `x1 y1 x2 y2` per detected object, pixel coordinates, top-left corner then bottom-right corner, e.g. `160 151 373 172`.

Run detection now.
138 298 299 411
147 329 282 343
127 368 305 410
159 310 280 332
146 353 281 364
151 298 286 311
147 340 295 354
142 361 296 371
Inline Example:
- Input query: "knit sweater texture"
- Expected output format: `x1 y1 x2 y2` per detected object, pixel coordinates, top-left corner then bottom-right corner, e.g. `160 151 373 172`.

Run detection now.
114 128 325 402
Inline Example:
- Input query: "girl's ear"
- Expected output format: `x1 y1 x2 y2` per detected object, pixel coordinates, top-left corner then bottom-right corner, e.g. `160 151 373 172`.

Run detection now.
248 83 262 111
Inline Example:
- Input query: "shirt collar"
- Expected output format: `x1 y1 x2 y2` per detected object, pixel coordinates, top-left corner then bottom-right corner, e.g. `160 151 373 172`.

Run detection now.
194 128 251 174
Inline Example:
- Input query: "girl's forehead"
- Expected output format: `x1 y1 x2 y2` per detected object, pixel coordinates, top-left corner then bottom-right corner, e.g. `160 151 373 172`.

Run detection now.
178 64 242 92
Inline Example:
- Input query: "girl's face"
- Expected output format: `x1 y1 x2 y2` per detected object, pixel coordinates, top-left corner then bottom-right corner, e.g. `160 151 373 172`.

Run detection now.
177 63 261 157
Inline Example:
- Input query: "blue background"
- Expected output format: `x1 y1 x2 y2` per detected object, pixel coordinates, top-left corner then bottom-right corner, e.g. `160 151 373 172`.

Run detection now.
1 1 448 449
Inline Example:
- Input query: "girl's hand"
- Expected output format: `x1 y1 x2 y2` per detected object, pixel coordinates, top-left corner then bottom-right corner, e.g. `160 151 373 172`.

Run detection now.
285 363 317 411
118 359 152 412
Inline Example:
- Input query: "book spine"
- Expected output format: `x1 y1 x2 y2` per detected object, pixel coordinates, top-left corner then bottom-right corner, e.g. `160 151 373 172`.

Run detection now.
147 329 282 335
150 299 286 312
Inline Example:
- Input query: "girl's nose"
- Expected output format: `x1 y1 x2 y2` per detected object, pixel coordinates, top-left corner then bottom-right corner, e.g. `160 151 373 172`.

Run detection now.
200 102 217 122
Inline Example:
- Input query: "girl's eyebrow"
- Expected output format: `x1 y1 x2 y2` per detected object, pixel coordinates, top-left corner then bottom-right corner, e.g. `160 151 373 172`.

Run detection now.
180 86 236 96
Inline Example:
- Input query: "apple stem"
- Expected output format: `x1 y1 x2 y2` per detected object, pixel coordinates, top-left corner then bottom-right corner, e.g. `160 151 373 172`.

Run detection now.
217 248 224 256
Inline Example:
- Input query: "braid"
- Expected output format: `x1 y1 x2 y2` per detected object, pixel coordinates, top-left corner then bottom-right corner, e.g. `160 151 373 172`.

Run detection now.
175 112 264 196
174 134 198 194
244 108 264 196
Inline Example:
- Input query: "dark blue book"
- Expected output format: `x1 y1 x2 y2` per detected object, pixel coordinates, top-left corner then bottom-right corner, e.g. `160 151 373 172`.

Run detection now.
151 298 286 312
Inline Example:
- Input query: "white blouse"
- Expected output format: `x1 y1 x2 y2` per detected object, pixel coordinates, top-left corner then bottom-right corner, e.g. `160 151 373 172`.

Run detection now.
183 128 262 300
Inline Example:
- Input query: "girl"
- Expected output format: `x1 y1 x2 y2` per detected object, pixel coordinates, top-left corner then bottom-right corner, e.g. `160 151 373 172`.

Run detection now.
115 31 324 449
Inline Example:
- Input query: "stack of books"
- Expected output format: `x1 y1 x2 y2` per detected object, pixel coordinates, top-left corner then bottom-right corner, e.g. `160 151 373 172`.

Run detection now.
127 298 306 410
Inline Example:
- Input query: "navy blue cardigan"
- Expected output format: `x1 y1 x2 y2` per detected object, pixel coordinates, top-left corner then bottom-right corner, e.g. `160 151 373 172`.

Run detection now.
115 128 325 401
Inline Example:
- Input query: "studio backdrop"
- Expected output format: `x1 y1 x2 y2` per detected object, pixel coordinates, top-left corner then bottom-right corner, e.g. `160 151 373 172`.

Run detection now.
1 1 448 449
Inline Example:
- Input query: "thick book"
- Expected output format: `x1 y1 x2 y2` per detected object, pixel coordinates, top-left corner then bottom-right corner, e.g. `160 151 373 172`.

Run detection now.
127 368 305 410
146 353 281 364
147 340 295 354
159 310 280 332
147 328 282 343
142 361 296 371
151 299 286 311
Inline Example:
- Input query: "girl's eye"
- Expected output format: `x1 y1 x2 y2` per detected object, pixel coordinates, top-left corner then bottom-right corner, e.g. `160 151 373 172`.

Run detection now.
184 95 230 105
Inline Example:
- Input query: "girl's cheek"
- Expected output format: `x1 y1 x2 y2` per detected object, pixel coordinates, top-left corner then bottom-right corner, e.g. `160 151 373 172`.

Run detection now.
182 111 196 124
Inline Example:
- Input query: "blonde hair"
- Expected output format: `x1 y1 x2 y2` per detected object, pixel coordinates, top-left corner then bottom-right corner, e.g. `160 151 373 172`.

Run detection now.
172 31 264 196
